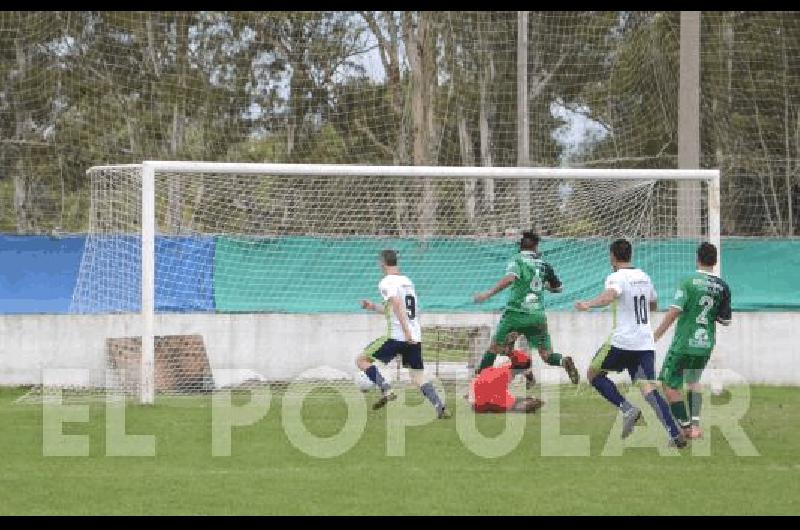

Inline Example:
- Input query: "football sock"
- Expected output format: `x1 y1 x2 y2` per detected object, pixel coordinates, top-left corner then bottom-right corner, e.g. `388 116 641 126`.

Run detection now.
670 400 690 428
546 352 563 367
420 382 444 412
688 390 702 426
364 365 390 392
591 373 625 408
645 389 681 439
477 351 496 372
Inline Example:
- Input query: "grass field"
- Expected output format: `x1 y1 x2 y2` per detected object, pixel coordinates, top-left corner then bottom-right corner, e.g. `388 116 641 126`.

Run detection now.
1 384 798 515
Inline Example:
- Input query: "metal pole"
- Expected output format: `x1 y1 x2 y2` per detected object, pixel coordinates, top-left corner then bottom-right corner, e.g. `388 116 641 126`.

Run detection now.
678 11 702 238
140 163 155 405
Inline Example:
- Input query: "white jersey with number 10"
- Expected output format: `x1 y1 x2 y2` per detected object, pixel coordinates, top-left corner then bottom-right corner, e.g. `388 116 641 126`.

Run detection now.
379 274 422 342
604 267 657 351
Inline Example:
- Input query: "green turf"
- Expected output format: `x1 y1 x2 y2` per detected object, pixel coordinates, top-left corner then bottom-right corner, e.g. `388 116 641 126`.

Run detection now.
1 384 798 515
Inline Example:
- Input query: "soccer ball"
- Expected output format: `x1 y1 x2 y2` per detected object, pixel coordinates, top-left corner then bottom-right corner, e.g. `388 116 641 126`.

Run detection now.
354 371 376 392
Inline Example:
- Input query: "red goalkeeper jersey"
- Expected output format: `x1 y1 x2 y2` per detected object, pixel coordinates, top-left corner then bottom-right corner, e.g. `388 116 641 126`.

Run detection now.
471 364 515 412
471 350 530 412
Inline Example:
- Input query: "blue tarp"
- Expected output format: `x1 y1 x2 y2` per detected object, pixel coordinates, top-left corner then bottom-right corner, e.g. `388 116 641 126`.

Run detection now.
2 235 215 314
0 235 84 313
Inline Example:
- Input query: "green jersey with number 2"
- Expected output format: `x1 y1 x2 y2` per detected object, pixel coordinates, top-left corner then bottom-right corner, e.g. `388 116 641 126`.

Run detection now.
504 250 561 314
669 271 732 356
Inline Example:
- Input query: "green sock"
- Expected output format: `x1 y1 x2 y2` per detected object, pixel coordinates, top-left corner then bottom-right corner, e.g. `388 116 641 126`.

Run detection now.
477 352 496 372
546 352 562 367
670 401 690 428
688 391 702 425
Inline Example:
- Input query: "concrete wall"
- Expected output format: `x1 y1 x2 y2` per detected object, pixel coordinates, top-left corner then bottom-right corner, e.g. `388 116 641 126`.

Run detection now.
1 312 798 386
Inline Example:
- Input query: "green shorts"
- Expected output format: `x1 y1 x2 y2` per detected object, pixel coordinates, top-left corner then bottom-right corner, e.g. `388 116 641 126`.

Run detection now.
658 349 710 390
492 310 551 351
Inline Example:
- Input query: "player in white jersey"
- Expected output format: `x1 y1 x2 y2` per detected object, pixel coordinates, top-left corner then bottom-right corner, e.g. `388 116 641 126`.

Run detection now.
575 239 686 447
355 249 450 418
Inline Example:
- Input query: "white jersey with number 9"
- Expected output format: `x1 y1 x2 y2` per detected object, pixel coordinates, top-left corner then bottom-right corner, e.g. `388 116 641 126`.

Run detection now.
379 274 422 342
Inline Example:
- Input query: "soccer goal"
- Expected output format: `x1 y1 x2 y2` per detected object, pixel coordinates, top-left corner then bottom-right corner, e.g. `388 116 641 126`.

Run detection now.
67 162 719 404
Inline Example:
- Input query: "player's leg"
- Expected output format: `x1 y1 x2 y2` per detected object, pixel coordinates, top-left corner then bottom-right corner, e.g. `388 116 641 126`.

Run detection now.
356 337 393 393
476 314 514 373
658 349 692 434
684 355 711 438
368 339 403 410
632 351 686 447
527 319 579 384
587 342 642 437
405 343 450 419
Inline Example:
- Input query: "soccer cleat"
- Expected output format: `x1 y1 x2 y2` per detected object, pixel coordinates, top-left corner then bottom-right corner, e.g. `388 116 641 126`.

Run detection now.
529 398 545 413
669 433 689 449
621 406 642 439
685 425 703 439
372 391 397 410
562 356 580 384
437 406 452 419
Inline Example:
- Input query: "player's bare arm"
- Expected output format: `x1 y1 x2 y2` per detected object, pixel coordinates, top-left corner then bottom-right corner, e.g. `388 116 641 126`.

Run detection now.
360 299 385 314
389 295 415 344
473 273 516 303
575 288 618 311
653 306 681 342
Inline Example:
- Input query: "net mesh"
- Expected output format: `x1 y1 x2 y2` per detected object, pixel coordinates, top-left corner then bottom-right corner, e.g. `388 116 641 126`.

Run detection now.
59 164 712 396
0 11 796 236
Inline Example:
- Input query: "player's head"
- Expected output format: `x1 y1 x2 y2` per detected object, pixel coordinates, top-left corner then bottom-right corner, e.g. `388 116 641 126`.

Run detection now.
379 249 398 273
697 242 717 269
609 238 632 269
520 230 540 251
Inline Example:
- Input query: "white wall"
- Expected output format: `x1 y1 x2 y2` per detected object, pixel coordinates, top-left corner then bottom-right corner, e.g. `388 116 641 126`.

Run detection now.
0 311 798 386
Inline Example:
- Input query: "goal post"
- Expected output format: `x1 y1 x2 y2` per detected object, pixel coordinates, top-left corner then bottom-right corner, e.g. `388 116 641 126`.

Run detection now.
74 162 720 404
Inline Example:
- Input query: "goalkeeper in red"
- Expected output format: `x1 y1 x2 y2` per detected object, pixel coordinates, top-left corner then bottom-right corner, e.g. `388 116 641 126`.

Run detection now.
653 242 732 439
473 231 579 383
468 337 545 413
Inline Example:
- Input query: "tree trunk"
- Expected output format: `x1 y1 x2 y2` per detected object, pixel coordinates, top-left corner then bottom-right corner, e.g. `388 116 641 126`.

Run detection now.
479 48 497 235
781 20 793 236
405 12 436 237
166 13 188 234
13 36 31 233
457 106 477 227
13 159 30 233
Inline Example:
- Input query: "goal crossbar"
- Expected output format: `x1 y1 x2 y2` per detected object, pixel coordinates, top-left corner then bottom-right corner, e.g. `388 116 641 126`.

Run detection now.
89 162 719 181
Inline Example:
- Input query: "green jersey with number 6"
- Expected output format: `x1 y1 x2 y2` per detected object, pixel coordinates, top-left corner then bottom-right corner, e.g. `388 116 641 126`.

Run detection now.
504 250 561 314
669 270 732 356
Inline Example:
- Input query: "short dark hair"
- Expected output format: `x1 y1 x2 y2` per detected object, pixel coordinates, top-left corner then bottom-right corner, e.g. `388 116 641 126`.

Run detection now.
697 242 718 267
610 239 632 262
520 230 540 251
380 249 398 266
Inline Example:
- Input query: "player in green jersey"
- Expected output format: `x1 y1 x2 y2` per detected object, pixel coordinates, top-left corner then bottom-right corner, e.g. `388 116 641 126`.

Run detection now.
473 231 579 384
653 242 732 439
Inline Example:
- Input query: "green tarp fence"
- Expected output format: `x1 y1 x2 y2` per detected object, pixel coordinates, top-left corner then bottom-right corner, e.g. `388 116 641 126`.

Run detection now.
213 237 800 313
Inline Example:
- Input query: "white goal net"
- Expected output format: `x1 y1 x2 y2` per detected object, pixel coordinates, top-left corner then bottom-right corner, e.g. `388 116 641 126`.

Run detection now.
64 162 718 402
